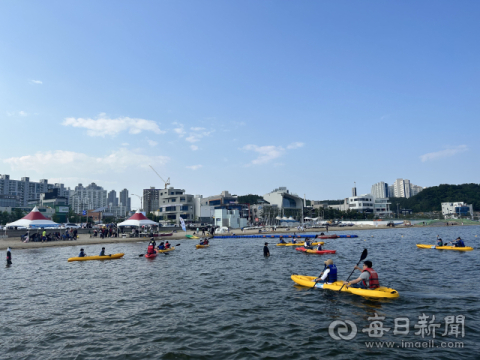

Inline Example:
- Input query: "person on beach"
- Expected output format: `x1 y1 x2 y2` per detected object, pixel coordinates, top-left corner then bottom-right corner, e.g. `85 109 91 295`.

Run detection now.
452 237 465 247
344 260 379 289
315 259 337 284
6 247 12 266
99 247 106 256
78 248 86 257
42 230 47 243
263 242 270 257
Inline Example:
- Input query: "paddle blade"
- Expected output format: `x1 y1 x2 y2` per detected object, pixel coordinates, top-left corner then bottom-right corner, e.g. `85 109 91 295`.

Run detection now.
360 248 368 261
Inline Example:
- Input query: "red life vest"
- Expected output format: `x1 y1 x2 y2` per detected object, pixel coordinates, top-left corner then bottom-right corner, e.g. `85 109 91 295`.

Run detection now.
362 268 380 289
147 244 155 254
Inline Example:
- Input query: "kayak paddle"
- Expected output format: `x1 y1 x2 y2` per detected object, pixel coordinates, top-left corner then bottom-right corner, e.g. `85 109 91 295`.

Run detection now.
338 248 368 292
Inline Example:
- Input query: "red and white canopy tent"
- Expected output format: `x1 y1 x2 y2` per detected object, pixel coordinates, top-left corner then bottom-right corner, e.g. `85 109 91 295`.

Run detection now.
6 206 60 229
117 210 159 227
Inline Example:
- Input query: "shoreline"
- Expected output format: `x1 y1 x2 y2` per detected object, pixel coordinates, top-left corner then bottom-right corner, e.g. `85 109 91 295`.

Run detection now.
1 223 477 251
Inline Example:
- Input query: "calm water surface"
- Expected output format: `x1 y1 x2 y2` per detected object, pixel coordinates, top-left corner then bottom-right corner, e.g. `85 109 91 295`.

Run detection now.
2 226 480 359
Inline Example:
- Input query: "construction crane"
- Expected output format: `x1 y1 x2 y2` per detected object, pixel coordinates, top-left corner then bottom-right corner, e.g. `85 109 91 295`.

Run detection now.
149 165 170 189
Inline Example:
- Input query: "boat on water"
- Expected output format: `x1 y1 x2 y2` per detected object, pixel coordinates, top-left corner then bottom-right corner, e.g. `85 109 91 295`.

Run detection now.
68 253 125 262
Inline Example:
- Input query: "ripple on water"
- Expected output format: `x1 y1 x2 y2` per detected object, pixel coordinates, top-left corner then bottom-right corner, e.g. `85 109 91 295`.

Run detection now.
1 228 480 359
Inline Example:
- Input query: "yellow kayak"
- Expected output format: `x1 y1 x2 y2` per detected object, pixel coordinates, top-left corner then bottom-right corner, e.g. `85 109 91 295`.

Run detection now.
277 241 324 247
68 253 125 262
291 275 399 299
186 235 200 239
416 244 473 251
196 244 210 249
157 246 175 253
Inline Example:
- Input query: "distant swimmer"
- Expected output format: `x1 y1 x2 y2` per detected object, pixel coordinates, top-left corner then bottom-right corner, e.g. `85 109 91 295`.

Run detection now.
6 247 12 266
263 242 270 257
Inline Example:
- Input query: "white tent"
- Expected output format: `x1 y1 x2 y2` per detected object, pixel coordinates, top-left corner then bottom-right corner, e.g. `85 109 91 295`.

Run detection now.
6 206 60 229
117 210 159 227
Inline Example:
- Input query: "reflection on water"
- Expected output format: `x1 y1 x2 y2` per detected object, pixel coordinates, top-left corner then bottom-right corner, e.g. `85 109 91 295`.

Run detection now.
1 226 480 359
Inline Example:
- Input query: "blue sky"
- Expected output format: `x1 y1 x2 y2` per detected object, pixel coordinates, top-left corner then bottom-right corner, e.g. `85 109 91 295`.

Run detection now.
1 1 479 209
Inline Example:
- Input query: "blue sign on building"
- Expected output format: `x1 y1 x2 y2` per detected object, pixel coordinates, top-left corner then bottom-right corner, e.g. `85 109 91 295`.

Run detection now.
82 210 87 216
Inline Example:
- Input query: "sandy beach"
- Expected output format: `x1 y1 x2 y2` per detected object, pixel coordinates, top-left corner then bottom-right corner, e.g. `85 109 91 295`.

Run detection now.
0 223 463 251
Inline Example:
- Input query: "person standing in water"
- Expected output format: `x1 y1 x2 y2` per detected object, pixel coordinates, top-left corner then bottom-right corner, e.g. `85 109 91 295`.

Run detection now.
263 242 270 257
6 247 12 266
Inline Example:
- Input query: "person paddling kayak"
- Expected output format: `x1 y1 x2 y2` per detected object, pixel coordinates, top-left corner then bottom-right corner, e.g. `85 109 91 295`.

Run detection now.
6 247 12 266
344 260 379 289
278 237 286 244
315 259 337 284
304 238 313 250
436 236 443 246
165 241 171 249
146 242 156 256
452 237 465 247
99 247 106 256
78 248 86 257
158 242 165 250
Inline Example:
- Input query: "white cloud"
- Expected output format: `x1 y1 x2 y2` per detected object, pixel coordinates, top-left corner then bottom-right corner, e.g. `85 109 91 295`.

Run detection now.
121 143 129 146
6 111 27 117
185 130 213 143
242 145 285 165
186 164 203 170
242 142 304 165
3 148 169 175
190 127 205 131
62 113 166 137
147 140 158 147
190 145 199 151
287 142 304 149
420 145 468 162
30 79 43 84
172 122 186 137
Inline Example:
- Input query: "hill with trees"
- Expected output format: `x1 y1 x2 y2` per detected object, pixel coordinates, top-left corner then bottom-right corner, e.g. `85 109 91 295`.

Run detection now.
390 183 480 213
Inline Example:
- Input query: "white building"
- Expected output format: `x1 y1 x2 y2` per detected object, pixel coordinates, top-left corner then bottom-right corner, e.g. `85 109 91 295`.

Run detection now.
214 208 248 229
69 183 108 214
145 187 194 225
263 186 302 210
328 194 392 217
441 202 473 219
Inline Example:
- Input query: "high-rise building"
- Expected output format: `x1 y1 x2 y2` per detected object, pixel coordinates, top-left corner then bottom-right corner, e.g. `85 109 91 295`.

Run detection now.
371 182 389 199
392 179 422 198
119 189 131 212
107 190 118 206
0 174 67 206
69 183 107 213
